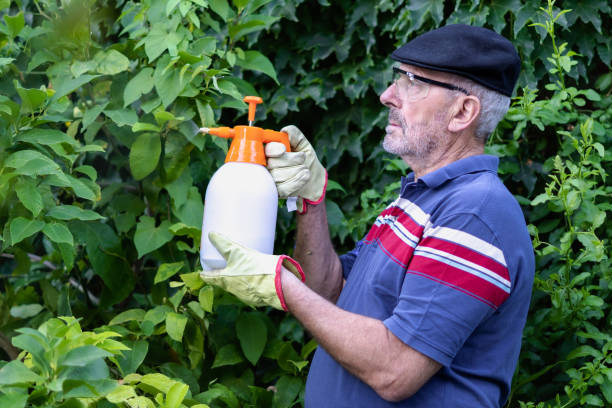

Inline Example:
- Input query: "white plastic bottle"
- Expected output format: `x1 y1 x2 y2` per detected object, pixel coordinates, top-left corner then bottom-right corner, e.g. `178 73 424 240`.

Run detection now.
200 161 278 270
199 96 291 271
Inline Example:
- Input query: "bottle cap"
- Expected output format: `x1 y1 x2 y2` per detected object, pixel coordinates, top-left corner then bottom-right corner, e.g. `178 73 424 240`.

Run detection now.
202 96 290 166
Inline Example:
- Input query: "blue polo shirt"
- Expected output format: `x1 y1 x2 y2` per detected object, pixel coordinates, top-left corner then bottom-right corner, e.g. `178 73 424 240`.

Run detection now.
305 155 534 407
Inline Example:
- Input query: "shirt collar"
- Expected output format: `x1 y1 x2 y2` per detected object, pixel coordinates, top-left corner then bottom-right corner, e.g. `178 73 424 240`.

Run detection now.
401 154 499 189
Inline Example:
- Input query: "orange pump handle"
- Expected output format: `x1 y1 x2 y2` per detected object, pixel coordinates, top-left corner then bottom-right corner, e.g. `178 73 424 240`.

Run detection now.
202 96 291 165
244 96 263 123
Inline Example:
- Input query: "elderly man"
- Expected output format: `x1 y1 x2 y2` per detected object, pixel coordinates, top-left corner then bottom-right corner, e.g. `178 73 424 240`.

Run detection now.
202 24 534 407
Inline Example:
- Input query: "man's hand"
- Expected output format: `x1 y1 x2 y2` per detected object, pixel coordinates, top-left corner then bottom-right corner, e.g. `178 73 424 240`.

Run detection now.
265 125 327 213
200 232 305 311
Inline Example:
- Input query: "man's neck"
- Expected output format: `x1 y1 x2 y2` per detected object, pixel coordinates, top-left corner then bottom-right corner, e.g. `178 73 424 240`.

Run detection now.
404 137 484 181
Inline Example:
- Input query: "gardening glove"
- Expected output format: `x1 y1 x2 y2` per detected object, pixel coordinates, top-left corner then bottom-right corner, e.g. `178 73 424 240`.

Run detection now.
265 125 327 214
200 232 305 311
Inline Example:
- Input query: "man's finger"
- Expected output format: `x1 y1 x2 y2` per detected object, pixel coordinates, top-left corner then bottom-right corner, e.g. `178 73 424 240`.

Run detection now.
264 142 287 158
267 151 306 169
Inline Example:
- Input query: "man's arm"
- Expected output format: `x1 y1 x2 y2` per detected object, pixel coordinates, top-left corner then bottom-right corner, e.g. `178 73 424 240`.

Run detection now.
281 268 441 402
292 202 343 303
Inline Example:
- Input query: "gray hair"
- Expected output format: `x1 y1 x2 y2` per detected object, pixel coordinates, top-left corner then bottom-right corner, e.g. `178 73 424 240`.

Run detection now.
450 76 511 143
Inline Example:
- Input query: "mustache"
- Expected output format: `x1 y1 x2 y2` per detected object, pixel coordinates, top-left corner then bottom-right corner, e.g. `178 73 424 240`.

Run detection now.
388 109 402 123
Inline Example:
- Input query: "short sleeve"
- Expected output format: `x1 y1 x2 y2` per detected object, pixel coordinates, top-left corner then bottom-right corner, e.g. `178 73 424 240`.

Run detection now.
383 214 511 366
339 240 364 280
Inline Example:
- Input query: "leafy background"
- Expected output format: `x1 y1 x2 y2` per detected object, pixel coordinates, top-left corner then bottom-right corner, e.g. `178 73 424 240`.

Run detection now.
0 0 610 407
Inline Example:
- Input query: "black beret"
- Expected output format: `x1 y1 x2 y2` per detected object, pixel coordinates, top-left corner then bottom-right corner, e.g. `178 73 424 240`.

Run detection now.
391 24 520 97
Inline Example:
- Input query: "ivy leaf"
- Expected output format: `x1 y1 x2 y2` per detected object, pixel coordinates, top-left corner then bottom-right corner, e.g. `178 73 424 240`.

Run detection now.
236 312 267 366
15 177 43 217
235 50 278 84
42 222 74 246
134 216 173 257
165 312 188 341
10 217 45 245
129 132 161 180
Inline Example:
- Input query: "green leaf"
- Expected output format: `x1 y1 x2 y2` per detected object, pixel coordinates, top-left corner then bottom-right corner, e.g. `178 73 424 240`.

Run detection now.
235 50 278 84
9 303 44 319
9 217 45 245
42 222 74 245
106 385 138 404
105 108 138 127
134 216 173 257
198 286 214 313
165 382 189 408
180 272 205 291
154 262 184 284
166 0 181 15
0 393 28 408
4 11 25 38
566 345 603 360
129 133 161 180
0 1 11 11
115 340 149 375
272 375 302 408
109 308 146 325
15 82 47 113
0 360 42 385
5 149 61 176
132 122 161 133
15 177 43 217
59 345 113 367
211 343 244 368
124 68 154 107
154 63 184 107
236 312 267 366
165 312 188 341
95 49 130 75
47 205 104 221
71 221 134 306
51 74 99 101
209 0 231 19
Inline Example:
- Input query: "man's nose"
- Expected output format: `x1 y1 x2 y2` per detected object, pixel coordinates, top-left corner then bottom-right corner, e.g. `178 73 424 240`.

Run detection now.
380 84 399 109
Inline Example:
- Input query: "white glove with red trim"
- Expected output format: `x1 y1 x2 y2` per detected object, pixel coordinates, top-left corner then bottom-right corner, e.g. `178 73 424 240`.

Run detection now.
200 232 305 311
265 125 327 214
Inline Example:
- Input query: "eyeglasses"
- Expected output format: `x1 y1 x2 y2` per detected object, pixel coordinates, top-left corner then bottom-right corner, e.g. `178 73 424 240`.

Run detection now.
392 67 470 101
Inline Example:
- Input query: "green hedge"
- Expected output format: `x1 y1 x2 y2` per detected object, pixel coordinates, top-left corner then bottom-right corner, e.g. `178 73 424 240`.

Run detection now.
0 0 610 407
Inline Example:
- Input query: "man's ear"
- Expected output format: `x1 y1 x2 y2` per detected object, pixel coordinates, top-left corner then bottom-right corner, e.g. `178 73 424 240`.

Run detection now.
448 95 480 133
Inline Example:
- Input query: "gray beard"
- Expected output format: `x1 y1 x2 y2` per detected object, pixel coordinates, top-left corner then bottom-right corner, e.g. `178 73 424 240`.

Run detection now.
382 110 446 158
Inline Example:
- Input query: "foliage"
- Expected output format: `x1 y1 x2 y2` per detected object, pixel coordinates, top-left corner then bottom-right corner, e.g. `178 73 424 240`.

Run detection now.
0 0 610 407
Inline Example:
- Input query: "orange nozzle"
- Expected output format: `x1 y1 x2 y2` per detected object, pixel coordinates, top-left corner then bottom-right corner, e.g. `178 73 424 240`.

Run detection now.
202 96 290 166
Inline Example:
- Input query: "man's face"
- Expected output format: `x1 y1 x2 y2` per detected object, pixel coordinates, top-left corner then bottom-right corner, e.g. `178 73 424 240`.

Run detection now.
379 65 454 159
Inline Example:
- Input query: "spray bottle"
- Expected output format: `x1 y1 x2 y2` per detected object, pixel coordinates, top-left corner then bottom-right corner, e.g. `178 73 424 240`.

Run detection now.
199 96 290 270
